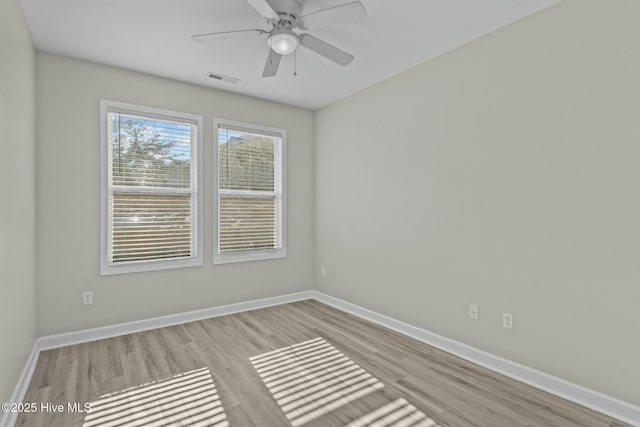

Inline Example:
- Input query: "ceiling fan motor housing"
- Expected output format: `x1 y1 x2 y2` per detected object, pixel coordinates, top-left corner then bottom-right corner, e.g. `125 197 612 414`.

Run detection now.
267 0 303 27
266 0 303 55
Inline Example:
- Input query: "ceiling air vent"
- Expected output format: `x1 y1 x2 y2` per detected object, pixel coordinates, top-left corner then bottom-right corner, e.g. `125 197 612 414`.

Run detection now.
208 72 239 84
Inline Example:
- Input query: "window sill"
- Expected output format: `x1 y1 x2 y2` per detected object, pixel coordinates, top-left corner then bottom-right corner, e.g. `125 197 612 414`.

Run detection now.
213 250 286 265
101 256 203 275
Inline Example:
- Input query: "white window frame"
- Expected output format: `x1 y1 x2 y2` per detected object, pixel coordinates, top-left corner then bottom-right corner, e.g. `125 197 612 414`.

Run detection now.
213 118 286 264
100 100 203 275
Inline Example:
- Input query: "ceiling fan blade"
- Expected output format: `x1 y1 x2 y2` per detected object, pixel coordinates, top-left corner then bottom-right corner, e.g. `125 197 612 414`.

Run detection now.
191 29 265 43
301 1 366 30
262 50 282 77
245 0 279 20
299 34 354 66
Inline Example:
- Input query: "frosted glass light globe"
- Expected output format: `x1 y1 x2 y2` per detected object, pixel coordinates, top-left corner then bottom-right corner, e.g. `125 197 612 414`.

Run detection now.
268 30 299 55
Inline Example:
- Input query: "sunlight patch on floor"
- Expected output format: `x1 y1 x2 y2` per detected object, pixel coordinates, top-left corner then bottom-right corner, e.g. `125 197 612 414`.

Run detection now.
251 337 384 427
82 367 229 427
345 398 440 427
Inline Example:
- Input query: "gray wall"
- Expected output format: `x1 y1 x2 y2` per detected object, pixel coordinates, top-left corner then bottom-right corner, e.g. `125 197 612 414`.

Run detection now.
315 0 640 406
35 53 315 336
0 0 37 403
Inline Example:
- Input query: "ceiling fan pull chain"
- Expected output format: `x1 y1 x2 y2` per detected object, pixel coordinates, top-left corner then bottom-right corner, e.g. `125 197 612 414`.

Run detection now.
294 49 298 76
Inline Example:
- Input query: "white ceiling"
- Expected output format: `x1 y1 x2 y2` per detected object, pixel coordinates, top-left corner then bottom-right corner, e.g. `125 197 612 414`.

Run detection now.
19 0 560 110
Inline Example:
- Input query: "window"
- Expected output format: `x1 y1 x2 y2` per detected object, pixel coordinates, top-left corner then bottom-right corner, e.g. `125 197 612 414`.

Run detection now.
214 119 285 264
101 101 203 275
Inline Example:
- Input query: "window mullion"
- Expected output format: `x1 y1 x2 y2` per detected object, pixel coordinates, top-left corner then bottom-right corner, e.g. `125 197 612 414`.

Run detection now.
112 185 192 195
219 189 276 198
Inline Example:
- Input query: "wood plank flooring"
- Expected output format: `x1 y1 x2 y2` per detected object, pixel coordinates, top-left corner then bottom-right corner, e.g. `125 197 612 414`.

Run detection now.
16 300 632 427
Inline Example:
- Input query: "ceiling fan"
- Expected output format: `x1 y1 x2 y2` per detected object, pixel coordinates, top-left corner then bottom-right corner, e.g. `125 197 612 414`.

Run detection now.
192 0 367 77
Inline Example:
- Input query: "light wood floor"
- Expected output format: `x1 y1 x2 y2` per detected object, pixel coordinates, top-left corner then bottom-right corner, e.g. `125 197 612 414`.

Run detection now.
17 300 632 427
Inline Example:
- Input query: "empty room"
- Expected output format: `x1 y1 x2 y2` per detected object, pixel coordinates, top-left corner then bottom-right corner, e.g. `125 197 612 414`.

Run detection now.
1 0 639 426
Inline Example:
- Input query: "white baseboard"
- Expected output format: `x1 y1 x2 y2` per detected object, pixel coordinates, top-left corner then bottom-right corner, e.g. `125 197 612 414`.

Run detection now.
311 291 640 427
4 289 639 427
0 343 40 427
37 291 315 350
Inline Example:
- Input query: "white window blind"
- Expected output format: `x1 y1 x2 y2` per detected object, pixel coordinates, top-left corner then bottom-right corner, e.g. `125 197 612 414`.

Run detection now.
101 101 202 274
215 120 285 263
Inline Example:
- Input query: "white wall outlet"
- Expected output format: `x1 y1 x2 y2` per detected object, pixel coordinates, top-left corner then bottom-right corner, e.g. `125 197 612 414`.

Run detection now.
503 312 513 329
320 266 327 277
469 304 479 320
82 291 94 305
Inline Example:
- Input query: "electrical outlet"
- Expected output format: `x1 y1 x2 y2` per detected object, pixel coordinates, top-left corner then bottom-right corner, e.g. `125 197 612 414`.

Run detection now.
469 304 479 320
82 291 94 305
320 266 326 277
503 312 513 329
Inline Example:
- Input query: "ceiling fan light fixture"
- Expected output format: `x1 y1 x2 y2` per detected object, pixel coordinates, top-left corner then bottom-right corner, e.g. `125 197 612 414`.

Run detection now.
268 30 299 55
